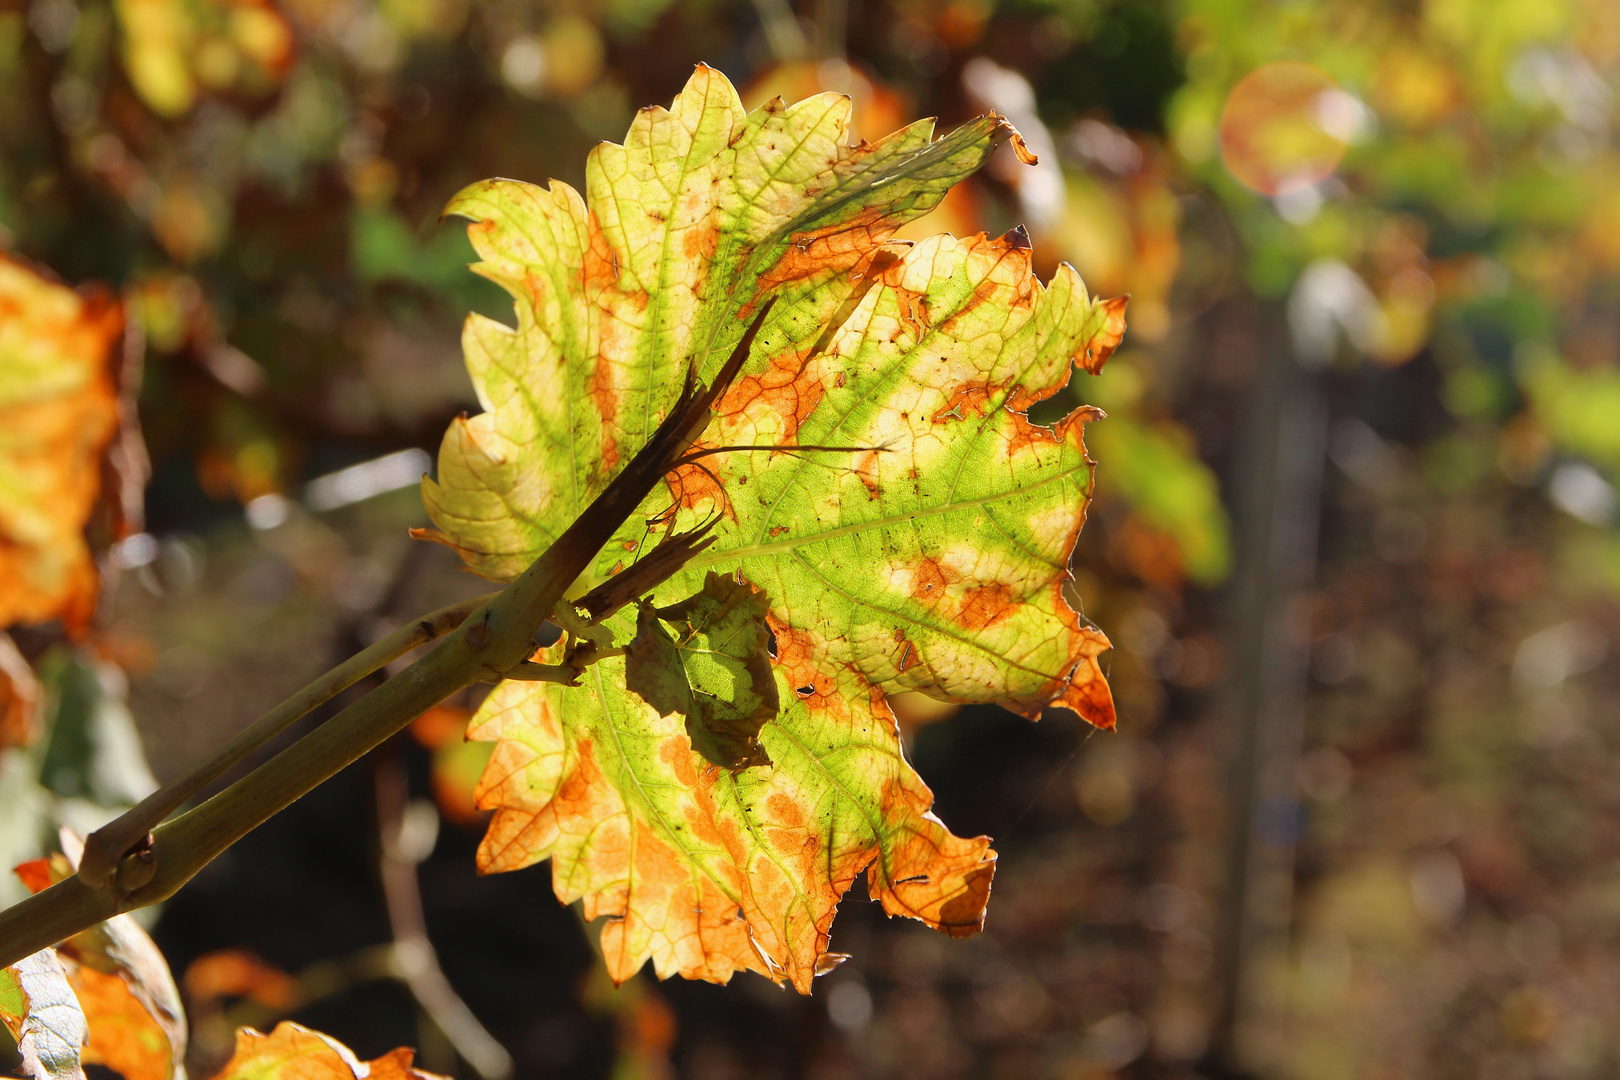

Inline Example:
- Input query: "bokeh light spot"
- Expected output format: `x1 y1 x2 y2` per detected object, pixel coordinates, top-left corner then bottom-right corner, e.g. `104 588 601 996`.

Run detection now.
1219 61 1350 195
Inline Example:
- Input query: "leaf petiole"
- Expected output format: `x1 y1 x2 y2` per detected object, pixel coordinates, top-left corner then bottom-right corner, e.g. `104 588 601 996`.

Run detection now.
77 592 499 887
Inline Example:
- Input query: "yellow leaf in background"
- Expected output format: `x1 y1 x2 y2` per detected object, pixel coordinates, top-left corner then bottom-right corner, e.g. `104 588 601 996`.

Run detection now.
0 255 124 636
114 0 293 117
1089 414 1232 587
1056 159 1182 343
1372 44 1460 129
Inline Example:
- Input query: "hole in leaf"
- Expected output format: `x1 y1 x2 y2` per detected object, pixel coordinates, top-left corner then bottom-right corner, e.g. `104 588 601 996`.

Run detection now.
766 627 778 659
796 685 815 697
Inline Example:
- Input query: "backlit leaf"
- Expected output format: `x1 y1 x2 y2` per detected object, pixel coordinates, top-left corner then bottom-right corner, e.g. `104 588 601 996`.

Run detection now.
423 66 1123 991
0 949 87 1080
212 1022 444 1080
0 256 125 636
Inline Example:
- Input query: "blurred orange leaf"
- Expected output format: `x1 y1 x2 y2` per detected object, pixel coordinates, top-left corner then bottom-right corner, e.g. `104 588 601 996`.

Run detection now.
0 255 125 636
181 951 297 1012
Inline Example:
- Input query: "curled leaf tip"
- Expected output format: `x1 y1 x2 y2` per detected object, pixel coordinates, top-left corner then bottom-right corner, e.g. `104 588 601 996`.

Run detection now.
989 113 1039 165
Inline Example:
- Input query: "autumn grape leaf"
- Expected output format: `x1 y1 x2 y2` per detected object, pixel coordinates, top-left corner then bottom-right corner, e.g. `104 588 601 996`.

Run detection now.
419 65 1125 991
213 1022 445 1080
15 853 187 1080
624 571 779 771
0 255 125 636
0 949 88 1080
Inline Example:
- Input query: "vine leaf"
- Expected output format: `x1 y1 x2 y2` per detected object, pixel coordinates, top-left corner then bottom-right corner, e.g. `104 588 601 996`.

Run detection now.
0 949 87 1080
15 851 187 1080
624 571 779 771
0 255 125 636
422 65 1125 991
212 1022 445 1080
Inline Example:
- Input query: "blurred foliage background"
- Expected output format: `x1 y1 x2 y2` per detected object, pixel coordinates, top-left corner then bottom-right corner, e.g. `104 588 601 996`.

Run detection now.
4 0 1620 1076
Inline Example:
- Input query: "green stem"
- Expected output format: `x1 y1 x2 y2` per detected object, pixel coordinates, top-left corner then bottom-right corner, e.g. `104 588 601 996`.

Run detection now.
77 592 496 887
0 299 773 970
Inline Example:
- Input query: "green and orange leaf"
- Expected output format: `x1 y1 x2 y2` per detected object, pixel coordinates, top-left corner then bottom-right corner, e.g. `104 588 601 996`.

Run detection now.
212 1022 444 1080
0 949 87 1080
421 65 1123 992
623 571 779 771
0 255 125 636
15 854 187 1080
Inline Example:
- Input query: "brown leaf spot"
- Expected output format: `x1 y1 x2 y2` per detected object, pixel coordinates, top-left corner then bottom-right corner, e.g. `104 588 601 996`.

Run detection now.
767 619 845 717
754 207 894 298
664 459 733 519
852 447 883 498
931 381 996 424
590 353 620 471
956 583 1017 631
910 558 957 603
892 286 931 339
767 793 805 829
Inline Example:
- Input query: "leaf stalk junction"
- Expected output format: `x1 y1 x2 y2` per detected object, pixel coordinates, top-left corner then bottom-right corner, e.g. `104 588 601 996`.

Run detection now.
0 300 785 969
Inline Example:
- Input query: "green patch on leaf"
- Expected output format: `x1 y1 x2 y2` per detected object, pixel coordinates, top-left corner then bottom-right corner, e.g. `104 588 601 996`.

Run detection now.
0 949 87 1080
624 571 778 771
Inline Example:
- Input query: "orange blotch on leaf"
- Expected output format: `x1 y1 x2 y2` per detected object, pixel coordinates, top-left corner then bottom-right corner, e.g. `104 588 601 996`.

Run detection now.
663 459 732 519
582 211 620 292
931 381 996 424
682 223 719 263
716 346 826 443
956 582 1017 631
910 557 957 604
754 208 894 298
